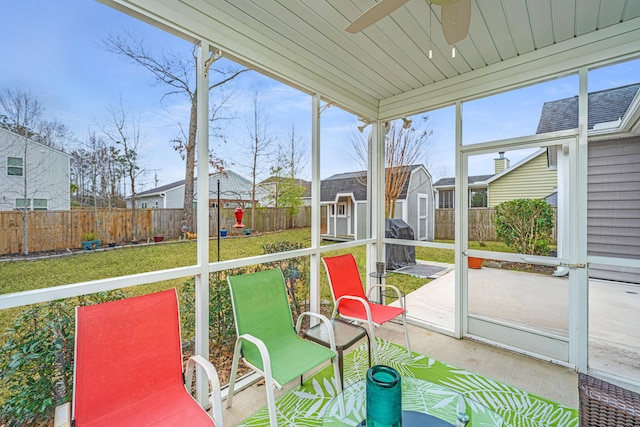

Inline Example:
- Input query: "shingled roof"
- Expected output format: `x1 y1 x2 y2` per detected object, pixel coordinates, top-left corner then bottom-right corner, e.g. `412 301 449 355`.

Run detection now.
433 175 494 188
536 83 640 133
321 165 423 202
136 170 258 202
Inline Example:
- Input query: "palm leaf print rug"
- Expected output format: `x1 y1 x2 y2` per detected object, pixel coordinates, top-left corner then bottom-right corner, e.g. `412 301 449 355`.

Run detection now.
237 340 578 427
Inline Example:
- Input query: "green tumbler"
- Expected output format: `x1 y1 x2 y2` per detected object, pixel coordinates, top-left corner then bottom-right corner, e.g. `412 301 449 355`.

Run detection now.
366 365 402 426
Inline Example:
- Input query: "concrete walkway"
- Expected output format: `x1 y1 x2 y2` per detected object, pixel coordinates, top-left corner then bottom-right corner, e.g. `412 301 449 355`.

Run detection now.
395 266 640 381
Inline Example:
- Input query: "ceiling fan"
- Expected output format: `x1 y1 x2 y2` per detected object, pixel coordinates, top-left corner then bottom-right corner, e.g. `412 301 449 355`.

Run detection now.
345 0 471 45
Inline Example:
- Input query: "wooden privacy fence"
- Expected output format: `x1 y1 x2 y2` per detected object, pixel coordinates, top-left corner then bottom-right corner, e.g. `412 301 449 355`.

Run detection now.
1 206 555 255
434 207 557 243
0 206 312 255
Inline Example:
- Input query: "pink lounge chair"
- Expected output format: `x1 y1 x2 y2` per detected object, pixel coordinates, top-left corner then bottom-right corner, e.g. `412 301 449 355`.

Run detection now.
54 289 223 427
322 254 411 363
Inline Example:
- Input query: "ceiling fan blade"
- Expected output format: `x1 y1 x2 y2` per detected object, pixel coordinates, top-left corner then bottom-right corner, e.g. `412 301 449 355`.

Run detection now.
345 0 409 34
429 0 463 5
441 0 471 44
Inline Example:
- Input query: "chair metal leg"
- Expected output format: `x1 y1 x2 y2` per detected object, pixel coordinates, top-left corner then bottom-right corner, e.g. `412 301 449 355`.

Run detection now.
332 355 345 418
402 312 411 356
366 322 379 364
264 377 278 427
226 342 243 409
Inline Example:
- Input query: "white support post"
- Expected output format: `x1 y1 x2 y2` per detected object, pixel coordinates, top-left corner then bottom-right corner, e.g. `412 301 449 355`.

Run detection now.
572 68 589 372
366 122 385 301
454 101 465 339
195 41 211 405
310 94 321 321
375 122 385 272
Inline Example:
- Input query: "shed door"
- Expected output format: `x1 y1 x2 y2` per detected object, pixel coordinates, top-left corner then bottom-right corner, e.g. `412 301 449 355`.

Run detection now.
417 194 428 240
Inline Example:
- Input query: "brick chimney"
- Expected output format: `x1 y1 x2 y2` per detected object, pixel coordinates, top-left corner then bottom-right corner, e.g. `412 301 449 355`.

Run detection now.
494 152 510 174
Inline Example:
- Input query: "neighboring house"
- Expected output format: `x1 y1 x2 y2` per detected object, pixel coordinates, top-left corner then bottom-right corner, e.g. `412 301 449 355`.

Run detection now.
259 177 311 207
0 127 71 211
433 174 493 209
433 150 557 208
131 170 270 209
321 164 434 241
536 82 640 284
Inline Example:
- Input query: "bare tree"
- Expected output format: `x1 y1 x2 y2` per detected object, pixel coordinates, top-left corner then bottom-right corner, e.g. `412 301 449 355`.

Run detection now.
352 117 433 217
243 88 273 230
279 124 308 227
100 30 248 231
0 89 70 255
284 123 308 180
100 100 146 240
71 132 125 209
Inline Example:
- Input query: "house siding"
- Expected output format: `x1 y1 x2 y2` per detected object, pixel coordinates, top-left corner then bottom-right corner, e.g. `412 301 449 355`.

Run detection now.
587 136 640 283
489 152 557 207
0 129 71 211
165 186 185 209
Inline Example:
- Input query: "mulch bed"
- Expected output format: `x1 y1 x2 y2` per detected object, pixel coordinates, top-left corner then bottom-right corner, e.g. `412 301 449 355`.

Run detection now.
497 261 556 275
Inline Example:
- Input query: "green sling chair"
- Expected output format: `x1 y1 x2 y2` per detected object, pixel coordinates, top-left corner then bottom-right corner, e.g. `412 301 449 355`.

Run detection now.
227 268 343 427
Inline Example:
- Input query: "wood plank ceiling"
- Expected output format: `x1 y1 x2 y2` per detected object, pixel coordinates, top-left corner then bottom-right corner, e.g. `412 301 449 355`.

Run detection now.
108 0 640 118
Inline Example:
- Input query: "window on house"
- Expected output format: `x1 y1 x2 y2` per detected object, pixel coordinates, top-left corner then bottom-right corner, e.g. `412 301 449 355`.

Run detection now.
32 199 48 210
141 201 148 208
337 202 347 217
15 198 30 210
439 190 454 208
7 157 23 176
469 189 488 208
154 201 159 208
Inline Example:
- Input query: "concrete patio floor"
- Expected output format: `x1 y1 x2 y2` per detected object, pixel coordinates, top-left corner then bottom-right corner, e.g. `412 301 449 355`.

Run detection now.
395 265 640 382
220 321 578 426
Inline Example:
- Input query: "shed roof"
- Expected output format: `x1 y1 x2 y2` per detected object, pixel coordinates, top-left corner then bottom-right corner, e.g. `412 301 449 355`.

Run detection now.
321 164 424 202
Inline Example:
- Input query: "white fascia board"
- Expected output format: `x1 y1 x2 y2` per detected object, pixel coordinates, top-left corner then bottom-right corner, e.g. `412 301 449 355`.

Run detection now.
334 192 356 203
380 18 640 119
101 0 379 119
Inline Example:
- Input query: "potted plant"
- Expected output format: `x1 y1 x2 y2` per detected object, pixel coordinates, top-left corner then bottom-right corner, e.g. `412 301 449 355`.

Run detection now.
220 226 227 237
468 256 483 269
81 231 100 251
153 229 165 243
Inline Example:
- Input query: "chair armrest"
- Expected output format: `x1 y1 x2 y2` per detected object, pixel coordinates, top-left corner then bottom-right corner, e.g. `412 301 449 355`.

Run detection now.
367 284 405 310
53 402 71 427
235 333 278 388
185 355 223 426
296 311 338 352
334 295 374 324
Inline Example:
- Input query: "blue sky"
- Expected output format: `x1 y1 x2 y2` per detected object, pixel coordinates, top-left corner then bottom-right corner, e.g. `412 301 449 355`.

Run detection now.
1 1 638 191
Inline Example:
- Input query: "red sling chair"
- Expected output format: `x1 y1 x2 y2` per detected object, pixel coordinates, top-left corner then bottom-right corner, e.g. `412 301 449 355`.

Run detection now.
322 254 411 363
54 289 223 427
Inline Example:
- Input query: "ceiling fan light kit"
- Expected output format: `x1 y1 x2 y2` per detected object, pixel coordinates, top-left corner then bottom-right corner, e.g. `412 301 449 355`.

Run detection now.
346 0 471 59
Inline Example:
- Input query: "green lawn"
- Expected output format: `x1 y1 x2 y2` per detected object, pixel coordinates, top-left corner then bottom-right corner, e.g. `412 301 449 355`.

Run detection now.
0 231 519 328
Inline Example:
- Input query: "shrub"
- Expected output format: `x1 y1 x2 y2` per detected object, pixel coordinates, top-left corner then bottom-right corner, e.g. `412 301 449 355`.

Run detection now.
80 231 97 241
180 272 241 350
493 198 554 255
0 291 126 426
